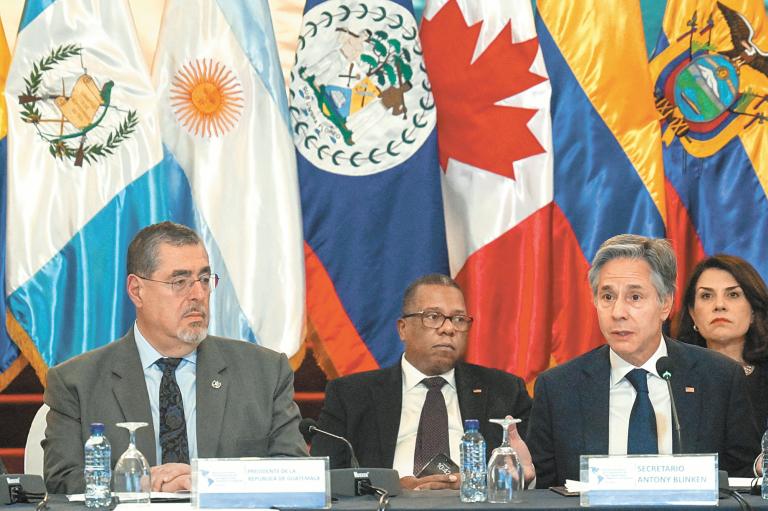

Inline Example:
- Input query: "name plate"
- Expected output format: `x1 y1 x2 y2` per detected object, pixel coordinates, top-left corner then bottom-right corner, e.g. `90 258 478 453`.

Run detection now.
191 457 330 509
579 454 718 506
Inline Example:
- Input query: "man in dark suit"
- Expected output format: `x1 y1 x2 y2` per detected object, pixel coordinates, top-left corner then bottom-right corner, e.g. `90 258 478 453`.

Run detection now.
311 274 534 490
43 222 307 494
527 234 760 488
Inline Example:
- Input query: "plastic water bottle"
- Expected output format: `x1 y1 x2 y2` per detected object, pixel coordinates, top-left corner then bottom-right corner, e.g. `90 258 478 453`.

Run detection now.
460 419 487 502
84 423 112 508
762 419 768 499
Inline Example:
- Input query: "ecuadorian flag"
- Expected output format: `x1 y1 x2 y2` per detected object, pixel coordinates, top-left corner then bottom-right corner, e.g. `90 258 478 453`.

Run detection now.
650 0 768 292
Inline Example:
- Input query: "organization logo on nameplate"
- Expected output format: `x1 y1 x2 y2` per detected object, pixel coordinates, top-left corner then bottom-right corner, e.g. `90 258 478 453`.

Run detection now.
579 454 719 506
191 457 330 509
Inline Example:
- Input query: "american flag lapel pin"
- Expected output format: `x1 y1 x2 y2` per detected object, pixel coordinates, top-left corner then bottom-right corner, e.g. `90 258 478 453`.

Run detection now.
685 386 695 393
473 388 482 394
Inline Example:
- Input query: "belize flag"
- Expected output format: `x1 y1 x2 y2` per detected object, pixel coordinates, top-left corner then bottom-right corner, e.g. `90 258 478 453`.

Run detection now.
421 0 554 382
290 0 449 376
4 0 163 378
152 0 305 355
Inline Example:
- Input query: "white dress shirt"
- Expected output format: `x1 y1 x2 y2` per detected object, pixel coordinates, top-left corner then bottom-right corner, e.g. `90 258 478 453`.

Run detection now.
134 323 198 464
392 355 464 477
608 335 673 455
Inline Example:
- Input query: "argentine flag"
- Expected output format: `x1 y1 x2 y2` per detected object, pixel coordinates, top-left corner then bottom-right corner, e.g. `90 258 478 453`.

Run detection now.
4 0 164 374
152 0 305 354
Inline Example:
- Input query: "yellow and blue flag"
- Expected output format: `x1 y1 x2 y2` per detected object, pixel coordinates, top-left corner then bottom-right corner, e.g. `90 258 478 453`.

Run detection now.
0 21 28 390
535 0 669 360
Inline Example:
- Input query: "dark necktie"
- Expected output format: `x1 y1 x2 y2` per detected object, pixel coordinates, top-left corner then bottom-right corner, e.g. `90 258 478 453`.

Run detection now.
157 357 190 464
625 368 658 455
413 376 450 474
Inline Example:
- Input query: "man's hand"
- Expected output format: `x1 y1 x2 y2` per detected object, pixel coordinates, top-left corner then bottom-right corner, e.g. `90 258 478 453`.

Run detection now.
400 473 459 490
506 416 536 484
150 463 192 492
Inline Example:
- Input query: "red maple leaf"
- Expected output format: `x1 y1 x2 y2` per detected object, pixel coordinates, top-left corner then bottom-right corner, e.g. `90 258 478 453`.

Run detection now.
421 0 546 180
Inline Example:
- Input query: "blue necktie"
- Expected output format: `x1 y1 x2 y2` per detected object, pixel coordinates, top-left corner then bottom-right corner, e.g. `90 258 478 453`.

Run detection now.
157 357 190 464
625 368 658 455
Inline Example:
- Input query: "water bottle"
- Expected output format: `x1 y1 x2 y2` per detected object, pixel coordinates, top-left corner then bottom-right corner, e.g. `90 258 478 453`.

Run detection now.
460 419 487 502
84 423 112 508
762 419 768 499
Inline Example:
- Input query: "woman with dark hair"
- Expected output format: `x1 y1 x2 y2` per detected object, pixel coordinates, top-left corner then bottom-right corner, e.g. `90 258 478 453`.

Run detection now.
678 254 768 431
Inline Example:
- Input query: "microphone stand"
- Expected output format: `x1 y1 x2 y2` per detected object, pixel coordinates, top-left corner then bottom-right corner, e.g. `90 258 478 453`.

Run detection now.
662 377 683 453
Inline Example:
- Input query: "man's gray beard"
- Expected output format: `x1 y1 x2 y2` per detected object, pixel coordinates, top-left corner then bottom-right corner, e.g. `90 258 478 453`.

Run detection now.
178 324 207 345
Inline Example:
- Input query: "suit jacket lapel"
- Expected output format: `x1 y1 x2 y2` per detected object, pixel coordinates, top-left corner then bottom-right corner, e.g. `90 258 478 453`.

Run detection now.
196 337 228 458
665 337 701 453
372 364 403 468
110 332 157 465
581 347 611 455
456 363 486 429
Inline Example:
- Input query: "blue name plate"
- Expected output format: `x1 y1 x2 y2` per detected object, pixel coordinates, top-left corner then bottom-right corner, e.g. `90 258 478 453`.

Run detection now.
191 457 330 509
579 454 719 506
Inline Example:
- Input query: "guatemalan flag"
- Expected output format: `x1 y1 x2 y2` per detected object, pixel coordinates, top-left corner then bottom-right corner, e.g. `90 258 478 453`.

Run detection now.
421 0 554 382
290 0 449 375
152 0 305 355
4 0 163 379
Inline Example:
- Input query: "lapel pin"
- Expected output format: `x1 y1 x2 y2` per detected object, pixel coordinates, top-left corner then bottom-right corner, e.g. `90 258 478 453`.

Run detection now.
211 379 222 389
473 388 482 394
685 386 695 393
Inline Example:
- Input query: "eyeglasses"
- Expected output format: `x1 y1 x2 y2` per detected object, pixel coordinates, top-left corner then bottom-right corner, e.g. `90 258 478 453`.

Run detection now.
136 273 219 295
402 311 474 332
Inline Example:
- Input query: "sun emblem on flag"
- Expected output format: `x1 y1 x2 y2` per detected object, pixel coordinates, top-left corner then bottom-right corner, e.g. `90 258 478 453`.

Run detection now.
17 44 138 167
170 59 244 138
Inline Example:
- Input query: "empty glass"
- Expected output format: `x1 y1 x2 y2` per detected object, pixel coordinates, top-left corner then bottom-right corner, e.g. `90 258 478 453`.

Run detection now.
113 422 151 503
487 417 524 503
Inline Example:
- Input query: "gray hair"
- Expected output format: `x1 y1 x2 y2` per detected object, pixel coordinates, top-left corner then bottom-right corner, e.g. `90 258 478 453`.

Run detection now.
127 221 203 277
402 274 462 315
588 234 677 302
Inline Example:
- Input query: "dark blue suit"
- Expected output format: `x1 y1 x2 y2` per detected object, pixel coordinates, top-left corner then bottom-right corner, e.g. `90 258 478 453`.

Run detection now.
311 361 532 470
527 337 760 488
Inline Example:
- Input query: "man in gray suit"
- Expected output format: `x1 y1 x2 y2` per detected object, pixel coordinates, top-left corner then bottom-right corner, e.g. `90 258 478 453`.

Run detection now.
43 221 307 494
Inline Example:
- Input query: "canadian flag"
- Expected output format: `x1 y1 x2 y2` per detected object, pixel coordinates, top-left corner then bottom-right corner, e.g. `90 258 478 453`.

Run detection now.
421 0 554 381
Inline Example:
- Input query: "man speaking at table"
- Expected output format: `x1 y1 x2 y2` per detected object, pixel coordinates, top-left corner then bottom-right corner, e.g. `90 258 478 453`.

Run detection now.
42 222 307 494
527 234 760 488
311 274 534 490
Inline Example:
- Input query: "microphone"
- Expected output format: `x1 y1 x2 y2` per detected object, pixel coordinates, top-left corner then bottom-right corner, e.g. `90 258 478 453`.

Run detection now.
299 418 360 468
656 356 684 453
299 418 401 498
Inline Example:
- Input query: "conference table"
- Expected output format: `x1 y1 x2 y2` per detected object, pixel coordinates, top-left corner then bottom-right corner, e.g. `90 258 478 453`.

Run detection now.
14 490 768 511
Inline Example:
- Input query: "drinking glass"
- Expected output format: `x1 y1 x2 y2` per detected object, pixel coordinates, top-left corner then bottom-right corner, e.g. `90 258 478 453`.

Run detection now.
113 422 151 503
487 417 524 503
